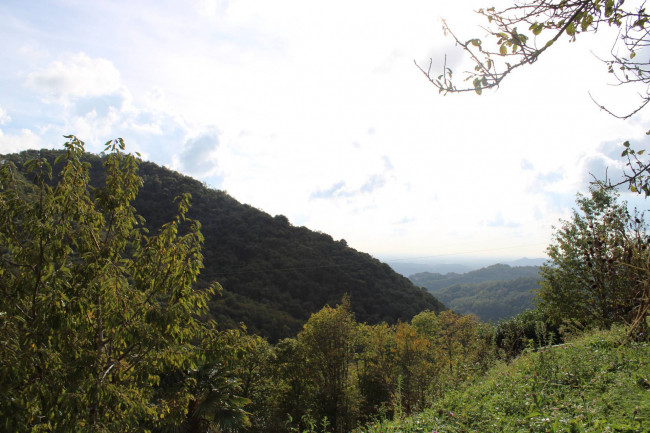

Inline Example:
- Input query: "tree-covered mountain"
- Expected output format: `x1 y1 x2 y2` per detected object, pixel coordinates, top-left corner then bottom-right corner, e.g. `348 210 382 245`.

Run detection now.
409 263 540 291
3 149 444 340
409 264 541 321
427 276 541 322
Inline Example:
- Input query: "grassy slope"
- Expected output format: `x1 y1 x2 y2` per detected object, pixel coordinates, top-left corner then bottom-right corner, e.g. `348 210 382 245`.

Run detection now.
357 327 649 433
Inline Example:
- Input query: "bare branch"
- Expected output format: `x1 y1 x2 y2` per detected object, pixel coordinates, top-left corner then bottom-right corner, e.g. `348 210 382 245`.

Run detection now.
589 91 650 119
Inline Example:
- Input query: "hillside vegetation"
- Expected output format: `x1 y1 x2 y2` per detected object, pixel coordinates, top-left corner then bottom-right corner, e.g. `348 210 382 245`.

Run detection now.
430 276 541 322
356 326 650 433
410 264 541 321
1 139 648 433
1 148 444 340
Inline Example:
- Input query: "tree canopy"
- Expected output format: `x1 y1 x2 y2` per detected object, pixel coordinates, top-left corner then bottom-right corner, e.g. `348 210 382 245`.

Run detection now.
538 185 649 330
0 136 226 432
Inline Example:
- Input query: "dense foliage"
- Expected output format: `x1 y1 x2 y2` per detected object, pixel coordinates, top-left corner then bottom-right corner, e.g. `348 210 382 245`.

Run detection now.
353 185 650 433
1 148 445 341
0 137 229 431
539 186 649 330
236 302 495 433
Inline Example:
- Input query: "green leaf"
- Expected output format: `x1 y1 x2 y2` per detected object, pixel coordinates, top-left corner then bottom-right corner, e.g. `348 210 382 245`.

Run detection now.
500 44 508 55
473 78 483 95
530 23 544 35
567 22 577 36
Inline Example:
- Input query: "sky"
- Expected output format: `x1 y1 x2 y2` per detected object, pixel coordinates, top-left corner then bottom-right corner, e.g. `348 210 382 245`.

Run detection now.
1 0 649 261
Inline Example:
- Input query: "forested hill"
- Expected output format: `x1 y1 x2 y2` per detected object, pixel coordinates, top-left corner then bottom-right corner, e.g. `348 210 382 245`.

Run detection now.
4 149 444 340
426 276 541 322
409 264 541 321
409 263 540 291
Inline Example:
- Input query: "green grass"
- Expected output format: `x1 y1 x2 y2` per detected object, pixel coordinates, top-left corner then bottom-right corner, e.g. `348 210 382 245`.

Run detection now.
356 327 650 433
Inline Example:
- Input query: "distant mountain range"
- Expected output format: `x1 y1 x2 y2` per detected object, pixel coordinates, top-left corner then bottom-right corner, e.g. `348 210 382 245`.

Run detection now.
384 257 546 278
409 264 542 322
3 149 445 341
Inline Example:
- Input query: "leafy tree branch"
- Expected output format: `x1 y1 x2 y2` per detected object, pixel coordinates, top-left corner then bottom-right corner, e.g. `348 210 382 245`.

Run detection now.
420 0 649 110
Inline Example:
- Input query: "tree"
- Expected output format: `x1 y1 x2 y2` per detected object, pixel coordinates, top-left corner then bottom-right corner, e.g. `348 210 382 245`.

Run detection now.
356 322 397 420
270 337 315 431
297 296 360 433
392 322 434 415
493 308 558 360
420 0 650 115
0 136 219 432
411 310 440 339
230 334 280 432
436 311 482 376
538 185 648 329
610 141 650 198
159 328 255 433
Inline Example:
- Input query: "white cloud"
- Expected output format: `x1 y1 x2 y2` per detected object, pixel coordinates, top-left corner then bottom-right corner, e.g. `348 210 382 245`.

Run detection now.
171 131 221 178
14 52 196 166
26 53 121 100
0 128 41 154
486 211 521 229
0 106 10 125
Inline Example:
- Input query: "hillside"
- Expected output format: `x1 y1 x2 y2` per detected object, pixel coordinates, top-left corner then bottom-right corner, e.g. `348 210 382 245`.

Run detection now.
430 276 541 321
409 264 541 321
357 326 650 433
409 263 540 290
3 149 445 340
385 258 546 278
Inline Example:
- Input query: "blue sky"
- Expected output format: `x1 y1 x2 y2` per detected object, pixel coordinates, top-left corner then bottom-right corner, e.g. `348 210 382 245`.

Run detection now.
1 0 649 259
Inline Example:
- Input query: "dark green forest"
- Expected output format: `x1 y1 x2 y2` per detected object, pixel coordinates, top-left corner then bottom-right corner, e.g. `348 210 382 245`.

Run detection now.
1 148 444 341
